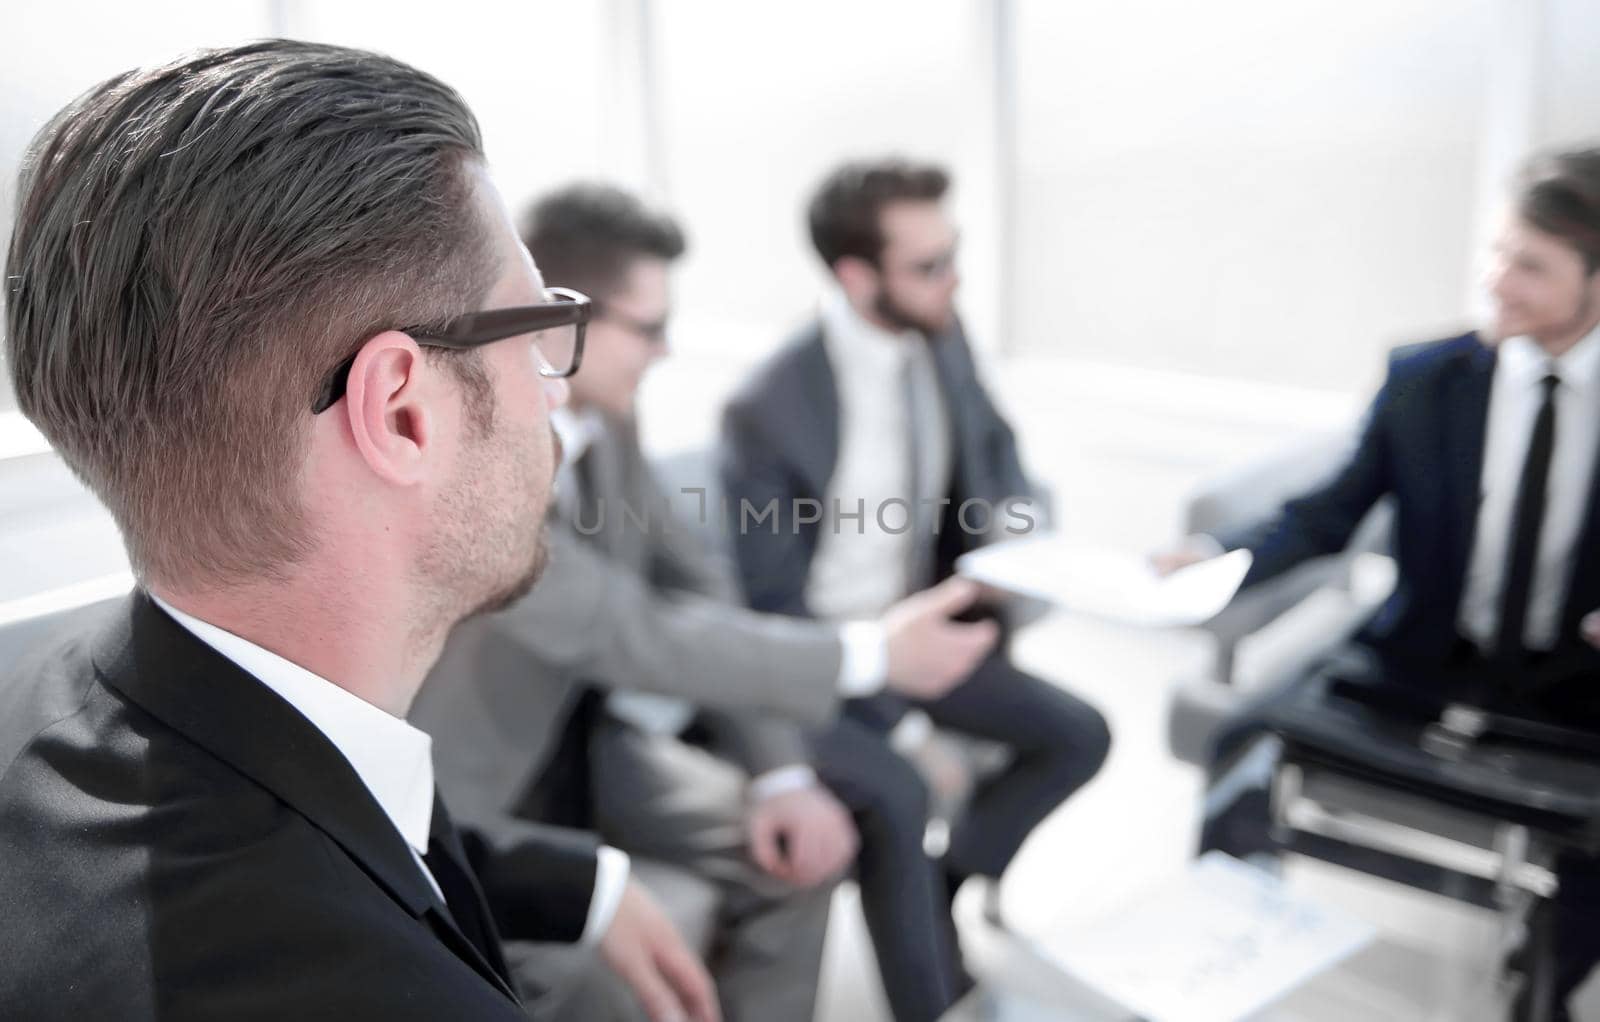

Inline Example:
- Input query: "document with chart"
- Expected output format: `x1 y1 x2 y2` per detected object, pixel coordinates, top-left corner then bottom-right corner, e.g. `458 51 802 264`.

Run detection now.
1044 853 1376 1022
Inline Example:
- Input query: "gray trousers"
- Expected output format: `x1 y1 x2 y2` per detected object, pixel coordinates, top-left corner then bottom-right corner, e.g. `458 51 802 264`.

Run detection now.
582 716 834 1022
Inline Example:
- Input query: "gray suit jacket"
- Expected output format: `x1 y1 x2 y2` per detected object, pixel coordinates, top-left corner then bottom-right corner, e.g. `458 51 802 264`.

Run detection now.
411 414 843 853
719 317 1045 620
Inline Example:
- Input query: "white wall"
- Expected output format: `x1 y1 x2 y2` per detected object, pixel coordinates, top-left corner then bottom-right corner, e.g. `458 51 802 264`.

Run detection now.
649 0 1004 363
281 0 623 212
1011 0 1492 395
1540 0 1600 146
3 0 1597 418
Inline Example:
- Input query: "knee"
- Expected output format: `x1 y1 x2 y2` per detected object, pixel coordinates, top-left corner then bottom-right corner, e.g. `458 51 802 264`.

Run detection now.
852 755 932 847
1079 707 1113 776
1037 700 1112 787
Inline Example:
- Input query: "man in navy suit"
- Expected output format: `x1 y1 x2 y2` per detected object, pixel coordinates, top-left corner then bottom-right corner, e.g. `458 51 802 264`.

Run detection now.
1160 146 1600 1019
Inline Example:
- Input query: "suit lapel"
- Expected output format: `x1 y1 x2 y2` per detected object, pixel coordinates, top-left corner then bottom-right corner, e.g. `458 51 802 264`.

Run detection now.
926 320 976 501
592 418 651 573
1440 338 1496 604
791 327 841 501
1559 417 1600 635
92 593 519 1004
418 906 516 1001
423 793 517 996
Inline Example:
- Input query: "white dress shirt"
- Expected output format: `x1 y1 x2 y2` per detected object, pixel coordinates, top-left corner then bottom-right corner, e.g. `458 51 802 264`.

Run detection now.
805 289 953 622
151 595 629 946
550 406 885 801
1457 326 1600 651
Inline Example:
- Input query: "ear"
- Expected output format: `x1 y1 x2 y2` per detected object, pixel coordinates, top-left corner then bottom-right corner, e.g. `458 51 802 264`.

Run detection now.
833 255 880 304
341 330 435 486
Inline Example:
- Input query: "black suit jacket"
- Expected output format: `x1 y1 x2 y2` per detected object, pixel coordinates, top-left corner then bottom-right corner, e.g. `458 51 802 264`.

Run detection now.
0 592 594 1019
1219 332 1600 696
718 317 1040 620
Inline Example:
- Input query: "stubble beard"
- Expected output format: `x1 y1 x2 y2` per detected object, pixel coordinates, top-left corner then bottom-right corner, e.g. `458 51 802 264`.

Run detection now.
874 284 950 337
466 521 549 618
423 417 558 630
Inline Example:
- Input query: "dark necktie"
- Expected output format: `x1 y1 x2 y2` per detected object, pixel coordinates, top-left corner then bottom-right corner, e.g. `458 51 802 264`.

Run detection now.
424 801 510 984
1494 372 1561 660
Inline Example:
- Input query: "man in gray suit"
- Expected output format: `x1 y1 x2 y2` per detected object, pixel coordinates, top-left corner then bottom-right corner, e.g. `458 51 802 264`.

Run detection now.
411 184 996 1021
720 158 1113 1021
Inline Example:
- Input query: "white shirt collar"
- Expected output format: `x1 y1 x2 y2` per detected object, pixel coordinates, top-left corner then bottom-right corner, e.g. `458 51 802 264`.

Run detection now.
1498 322 1600 395
551 405 607 464
819 287 919 377
552 406 609 513
149 594 436 856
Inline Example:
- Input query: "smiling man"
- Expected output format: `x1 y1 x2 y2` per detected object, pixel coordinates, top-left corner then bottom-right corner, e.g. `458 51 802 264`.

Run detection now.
0 41 713 1022
1159 146 1600 1021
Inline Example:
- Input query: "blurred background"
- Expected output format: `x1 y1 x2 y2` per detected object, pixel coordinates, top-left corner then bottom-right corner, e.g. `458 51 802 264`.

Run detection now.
5 3 1600 1018
6 0 1600 526
7 0 1599 396
8 0 1600 585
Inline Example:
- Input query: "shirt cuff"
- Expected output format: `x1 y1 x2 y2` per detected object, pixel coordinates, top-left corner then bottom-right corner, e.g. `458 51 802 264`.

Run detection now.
836 620 888 697
888 709 935 754
580 846 631 946
1190 534 1227 559
748 764 820 803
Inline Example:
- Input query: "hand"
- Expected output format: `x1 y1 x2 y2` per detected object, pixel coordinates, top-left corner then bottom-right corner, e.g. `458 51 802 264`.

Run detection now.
1150 535 1221 577
1582 610 1600 650
599 879 721 1022
881 577 999 700
747 784 859 888
971 582 1016 606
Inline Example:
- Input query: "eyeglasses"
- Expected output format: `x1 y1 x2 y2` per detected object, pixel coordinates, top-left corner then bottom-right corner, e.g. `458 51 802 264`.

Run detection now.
883 246 953 281
592 301 670 347
310 286 591 413
903 249 958 280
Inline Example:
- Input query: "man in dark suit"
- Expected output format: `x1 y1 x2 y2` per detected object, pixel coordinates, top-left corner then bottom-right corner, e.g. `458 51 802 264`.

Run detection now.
0 42 714 1022
1158 146 1600 1020
719 158 1112 1020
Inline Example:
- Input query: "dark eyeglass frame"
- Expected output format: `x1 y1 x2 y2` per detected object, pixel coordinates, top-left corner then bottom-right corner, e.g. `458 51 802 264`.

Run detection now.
902 249 959 280
310 285 591 414
591 299 670 346
877 234 961 281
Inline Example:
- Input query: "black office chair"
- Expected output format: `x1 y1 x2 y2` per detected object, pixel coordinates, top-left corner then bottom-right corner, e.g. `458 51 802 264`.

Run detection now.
1256 672 1600 1022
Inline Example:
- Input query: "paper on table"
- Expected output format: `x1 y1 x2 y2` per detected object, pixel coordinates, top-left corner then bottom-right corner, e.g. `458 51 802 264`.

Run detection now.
955 534 1252 627
1042 852 1376 1022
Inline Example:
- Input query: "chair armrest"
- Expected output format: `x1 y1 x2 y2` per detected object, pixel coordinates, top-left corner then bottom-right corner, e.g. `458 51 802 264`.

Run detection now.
1181 422 1393 686
1198 557 1346 683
